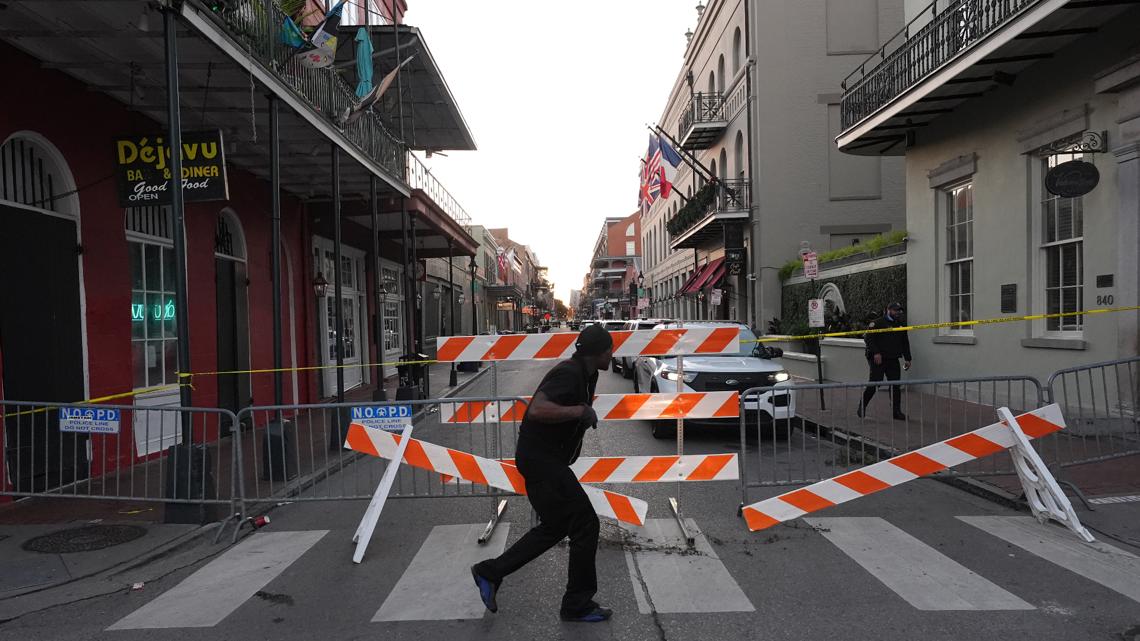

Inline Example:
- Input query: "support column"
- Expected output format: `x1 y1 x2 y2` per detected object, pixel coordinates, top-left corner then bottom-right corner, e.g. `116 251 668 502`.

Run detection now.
448 241 457 387
269 96 283 407
371 175 386 401
332 145 345 405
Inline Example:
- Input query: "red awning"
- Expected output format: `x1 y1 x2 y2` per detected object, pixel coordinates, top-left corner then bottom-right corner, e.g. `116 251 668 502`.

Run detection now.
679 261 714 295
703 261 727 290
683 257 726 294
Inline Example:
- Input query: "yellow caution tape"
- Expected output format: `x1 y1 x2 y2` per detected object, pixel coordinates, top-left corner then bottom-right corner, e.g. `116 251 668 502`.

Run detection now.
743 305 1140 343
1 384 191 418
175 358 440 382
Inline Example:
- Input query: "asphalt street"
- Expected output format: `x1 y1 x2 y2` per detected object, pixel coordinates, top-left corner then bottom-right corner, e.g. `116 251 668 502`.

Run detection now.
3 354 1140 641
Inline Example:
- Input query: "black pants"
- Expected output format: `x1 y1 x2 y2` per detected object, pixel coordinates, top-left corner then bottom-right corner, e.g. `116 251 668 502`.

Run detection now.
861 357 902 413
474 462 600 616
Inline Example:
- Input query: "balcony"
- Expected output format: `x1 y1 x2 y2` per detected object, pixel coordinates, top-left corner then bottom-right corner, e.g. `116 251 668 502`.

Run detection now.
406 153 471 228
837 0 1132 155
678 92 727 150
667 179 750 250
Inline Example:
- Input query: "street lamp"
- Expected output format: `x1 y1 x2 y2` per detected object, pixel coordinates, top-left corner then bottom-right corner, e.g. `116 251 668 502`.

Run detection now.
312 272 329 298
458 292 466 305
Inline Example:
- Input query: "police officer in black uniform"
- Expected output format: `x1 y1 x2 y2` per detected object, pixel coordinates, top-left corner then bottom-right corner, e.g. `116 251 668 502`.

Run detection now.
858 302 912 420
471 324 614 623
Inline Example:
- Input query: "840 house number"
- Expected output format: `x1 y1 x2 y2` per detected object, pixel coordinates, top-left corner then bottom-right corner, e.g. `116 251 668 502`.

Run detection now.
1096 294 1114 306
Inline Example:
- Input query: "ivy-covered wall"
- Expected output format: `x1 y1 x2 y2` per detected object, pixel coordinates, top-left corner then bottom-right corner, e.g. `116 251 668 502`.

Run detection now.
779 264 906 333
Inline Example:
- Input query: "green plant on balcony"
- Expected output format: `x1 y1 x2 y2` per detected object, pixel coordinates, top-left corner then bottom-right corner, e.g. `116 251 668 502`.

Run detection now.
777 229 908 281
666 182 718 237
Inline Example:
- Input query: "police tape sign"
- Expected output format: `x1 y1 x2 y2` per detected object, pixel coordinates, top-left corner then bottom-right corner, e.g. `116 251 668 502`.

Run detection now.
58 408 121 434
351 405 414 433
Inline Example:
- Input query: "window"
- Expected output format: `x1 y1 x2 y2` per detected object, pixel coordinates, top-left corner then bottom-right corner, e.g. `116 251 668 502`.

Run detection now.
625 222 635 237
718 149 728 181
626 240 636 256
734 132 745 180
717 55 725 94
945 182 974 328
130 240 178 389
732 28 742 74
1042 153 1084 332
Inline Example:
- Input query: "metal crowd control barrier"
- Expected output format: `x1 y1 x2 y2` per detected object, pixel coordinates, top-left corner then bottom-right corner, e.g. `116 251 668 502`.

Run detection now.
738 376 1045 507
1045 356 1139 467
0 400 240 514
233 396 527 510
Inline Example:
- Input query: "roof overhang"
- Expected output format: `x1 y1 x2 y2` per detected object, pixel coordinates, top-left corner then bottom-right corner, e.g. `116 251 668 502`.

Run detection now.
335 24 476 152
670 211 747 250
836 0 1134 155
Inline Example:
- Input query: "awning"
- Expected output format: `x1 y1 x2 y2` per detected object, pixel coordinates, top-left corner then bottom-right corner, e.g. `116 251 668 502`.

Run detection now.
703 260 727 291
678 263 711 295
681 258 725 295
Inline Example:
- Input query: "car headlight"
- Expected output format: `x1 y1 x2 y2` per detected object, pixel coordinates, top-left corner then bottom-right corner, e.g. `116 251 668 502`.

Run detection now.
773 371 790 383
660 368 697 383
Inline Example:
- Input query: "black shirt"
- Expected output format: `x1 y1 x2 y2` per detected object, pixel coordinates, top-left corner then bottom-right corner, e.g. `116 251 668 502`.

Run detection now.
864 314 912 361
514 355 598 474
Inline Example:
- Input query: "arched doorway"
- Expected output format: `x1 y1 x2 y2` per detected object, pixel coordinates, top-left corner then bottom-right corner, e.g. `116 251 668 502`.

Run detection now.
0 132 88 490
214 209 250 414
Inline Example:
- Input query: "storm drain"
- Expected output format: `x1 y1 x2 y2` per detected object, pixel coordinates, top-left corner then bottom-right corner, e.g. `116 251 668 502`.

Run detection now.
22 525 147 554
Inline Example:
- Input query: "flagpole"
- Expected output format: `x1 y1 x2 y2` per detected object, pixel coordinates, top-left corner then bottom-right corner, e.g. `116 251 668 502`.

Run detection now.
640 157 689 204
648 124 717 182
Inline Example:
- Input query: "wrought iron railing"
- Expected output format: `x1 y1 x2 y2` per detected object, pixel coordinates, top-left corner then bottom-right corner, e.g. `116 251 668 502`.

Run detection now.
717 178 750 212
840 0 1043 131
210 0 406 178
667 178 750 238
678 91 726 139
405 153 472 227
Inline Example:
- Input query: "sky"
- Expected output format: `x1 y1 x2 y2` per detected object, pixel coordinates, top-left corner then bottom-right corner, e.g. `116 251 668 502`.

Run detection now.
403 1 698 304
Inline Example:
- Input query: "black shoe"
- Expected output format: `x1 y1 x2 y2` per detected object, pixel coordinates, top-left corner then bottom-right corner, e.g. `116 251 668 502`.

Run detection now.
471 565 499 613
560 606 613 622
893 411 907 421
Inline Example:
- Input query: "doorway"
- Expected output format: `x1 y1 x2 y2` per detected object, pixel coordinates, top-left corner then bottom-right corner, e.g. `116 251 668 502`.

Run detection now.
312 237 367 398
214 210 250 415
0 135 88 491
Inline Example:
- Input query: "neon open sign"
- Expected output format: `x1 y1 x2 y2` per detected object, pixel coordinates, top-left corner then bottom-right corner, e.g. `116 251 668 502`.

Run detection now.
131 300 176 322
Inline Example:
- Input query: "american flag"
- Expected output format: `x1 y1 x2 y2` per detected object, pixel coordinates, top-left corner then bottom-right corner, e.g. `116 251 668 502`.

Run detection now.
638 133 681 213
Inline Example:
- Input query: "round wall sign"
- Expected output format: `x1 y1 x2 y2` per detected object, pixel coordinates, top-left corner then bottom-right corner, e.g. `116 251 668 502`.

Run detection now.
1045 160 1099 198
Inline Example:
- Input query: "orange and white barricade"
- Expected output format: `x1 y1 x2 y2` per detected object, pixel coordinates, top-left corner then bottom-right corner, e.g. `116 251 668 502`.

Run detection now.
436 327 741 362
443 453 739 485
344 423 648 527
740 404 1093 542
440 392 739 424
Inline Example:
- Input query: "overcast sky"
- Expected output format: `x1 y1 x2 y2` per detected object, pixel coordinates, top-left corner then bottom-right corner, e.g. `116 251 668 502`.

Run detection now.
403 1 697 303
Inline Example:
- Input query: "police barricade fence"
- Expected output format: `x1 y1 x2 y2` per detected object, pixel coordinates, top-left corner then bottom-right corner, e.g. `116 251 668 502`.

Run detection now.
0 399 240 513
233 396 528 510
737 376 1046 506
1045 355 1140 467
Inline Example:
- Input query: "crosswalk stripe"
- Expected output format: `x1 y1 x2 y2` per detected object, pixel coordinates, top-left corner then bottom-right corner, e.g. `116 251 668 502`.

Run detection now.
372 523 511 622
107 530 328 629
958 515 1140 604
623 518 754 614
806 517 1034 611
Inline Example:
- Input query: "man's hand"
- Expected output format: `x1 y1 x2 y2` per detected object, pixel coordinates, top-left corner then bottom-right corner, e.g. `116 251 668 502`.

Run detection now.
904 360 912 371
579 405 599 430
873 353 882 366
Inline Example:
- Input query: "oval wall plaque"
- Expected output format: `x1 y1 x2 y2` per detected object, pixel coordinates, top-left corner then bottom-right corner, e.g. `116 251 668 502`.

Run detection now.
1045 160 1099 198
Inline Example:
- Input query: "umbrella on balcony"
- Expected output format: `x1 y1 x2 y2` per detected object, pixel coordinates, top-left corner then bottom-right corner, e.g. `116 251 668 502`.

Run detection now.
353 27 373 98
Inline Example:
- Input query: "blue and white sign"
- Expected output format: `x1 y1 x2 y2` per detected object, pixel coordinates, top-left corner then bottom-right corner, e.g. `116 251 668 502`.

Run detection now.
351 405 413 433
58 408 122 434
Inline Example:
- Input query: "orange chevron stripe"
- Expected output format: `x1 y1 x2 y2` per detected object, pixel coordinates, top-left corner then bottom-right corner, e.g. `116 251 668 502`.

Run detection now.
605 491 642 526
640 329 685 356
659 393 703 418
503 464 527 494
395 435 433 472
580 458 624 483
695 327 738 353
609 330 634 354
1015 413 1064 438
780 488 836 513
946 432 1004 458
713 394 739 418
481 335 526 360
500 400 529 422
890 451 946 477
534 333 577 359
437 336 475 362
742 507 780 531
451 401 489 423
449 449 488 486
687 453 734 480
603 394 652 420
834 469 891 495
345 424 379 457
633 456 680 482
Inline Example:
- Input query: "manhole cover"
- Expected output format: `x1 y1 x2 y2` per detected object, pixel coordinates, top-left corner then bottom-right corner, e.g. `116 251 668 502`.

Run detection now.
22 525 147 554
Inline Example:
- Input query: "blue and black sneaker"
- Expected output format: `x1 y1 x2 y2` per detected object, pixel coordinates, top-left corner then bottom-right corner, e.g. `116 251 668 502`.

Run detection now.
560 606 613 623
470 566 499 613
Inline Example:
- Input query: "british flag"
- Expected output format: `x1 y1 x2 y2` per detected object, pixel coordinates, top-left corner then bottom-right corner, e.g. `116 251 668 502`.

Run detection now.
638 133 682 214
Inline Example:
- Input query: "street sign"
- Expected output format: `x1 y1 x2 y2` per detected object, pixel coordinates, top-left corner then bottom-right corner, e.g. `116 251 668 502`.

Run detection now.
802 251 819 280
113 130 229 207
710 289 723 306
59 408 121 434
808 298 825 328
351 405 414 433
638 297 649 310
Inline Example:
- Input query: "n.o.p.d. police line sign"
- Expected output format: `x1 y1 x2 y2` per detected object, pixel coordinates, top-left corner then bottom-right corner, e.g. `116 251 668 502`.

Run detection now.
351 405 414 433
59 408 121 434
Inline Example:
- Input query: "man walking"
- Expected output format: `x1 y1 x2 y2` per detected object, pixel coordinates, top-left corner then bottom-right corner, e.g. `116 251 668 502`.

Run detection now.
858 302 912 420
471 324 614 623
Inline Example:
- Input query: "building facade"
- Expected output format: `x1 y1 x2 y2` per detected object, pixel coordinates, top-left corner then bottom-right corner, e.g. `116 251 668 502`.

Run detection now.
643 0 906 328
586 212 642 319
836 0 1140 384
